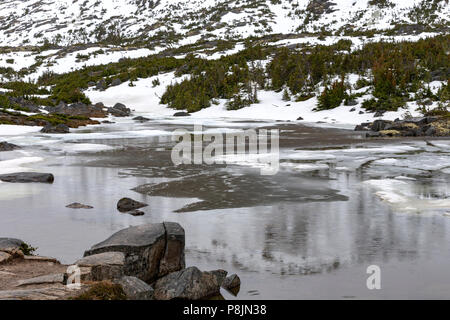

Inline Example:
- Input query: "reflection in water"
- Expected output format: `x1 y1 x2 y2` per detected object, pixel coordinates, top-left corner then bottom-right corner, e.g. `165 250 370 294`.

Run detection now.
0 120 449 299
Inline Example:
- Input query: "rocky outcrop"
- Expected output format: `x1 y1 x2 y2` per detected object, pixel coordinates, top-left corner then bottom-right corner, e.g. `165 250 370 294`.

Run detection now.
117 198 148 213
83 222 185 283
66 203 94 209
47 102 107 118
0 141 20 152
153 267 222 300
17 273 65 287
0 172 54 183
355 116 449 137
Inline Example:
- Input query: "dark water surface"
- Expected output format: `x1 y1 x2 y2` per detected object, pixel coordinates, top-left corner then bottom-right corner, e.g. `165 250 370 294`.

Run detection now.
1 119 449 299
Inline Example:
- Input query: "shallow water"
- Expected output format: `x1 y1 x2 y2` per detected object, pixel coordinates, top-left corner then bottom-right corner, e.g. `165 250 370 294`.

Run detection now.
0 118 449 299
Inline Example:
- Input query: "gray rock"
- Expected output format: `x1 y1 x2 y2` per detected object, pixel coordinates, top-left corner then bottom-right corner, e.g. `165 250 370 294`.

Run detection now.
75 252 125 281
222 274 241 290
117 198 148 212
0 141 20 152
108 103 131 117
173 112 190 117
158 222 186 277
297 116 304 121
96 79 107 91
41 124 70 134
0 172 54 183
115 276 154 300
0 238 24 252
0 286 72 300
17 273 65 287
83 223 168 282
153 267 222 300
111 78 122 87
66 203 93 209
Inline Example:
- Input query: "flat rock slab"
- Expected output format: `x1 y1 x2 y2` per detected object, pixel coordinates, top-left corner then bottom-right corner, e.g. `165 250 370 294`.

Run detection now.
222 274 241 291
66 203 94 209
23 256 60 264
153 267 221 300
16 273 65 287
0 172 54 183
115 276 154 300
0 286 74 300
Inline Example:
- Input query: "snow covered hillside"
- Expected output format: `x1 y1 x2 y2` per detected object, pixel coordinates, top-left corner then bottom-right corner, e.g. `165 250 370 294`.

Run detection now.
0 0 448 47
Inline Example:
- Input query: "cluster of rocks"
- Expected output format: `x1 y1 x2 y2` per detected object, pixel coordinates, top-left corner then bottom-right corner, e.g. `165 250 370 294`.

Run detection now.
0 94 133 134
355 116 450 137
0 223 241 300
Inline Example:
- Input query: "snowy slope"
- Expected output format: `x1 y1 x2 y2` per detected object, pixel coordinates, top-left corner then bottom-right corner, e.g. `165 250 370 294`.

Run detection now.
0 0 448 46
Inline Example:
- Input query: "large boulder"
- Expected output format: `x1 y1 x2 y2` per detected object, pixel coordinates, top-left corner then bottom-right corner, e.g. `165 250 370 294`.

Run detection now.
83 223 185 283
115 276 154 300
0 142 20 152
108 103 131 117
0 172 54 183
75 252 126 281
117 198 148 213
158 222 186 277
153 267 222 300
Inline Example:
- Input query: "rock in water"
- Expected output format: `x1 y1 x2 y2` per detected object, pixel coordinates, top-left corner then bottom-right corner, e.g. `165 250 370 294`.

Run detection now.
66 203 94 209
117 198 148 212
222 274 241 290
132 116 150 122
83 223 185 283
127 210 145 216
0 142 20 152
115 276 154 300
0 172 54 183
40 124 70 134
153 267 222 300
